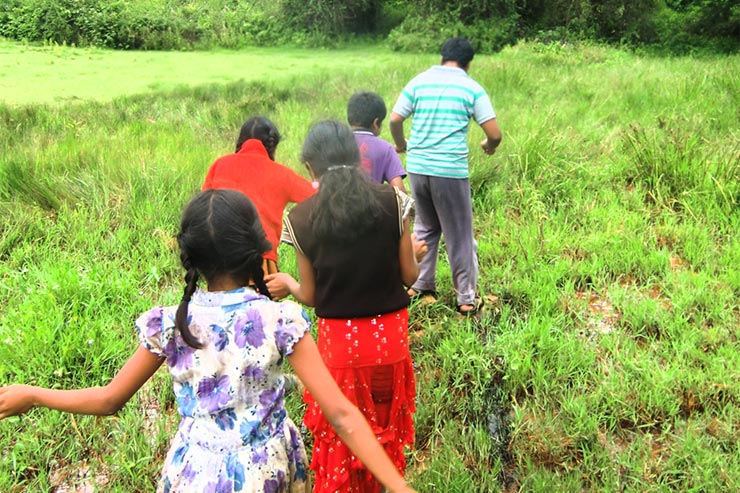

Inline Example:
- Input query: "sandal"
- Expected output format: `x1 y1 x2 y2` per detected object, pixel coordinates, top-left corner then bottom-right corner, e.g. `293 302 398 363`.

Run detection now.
457 297 484 317
408 288 437 302
407 288 437 305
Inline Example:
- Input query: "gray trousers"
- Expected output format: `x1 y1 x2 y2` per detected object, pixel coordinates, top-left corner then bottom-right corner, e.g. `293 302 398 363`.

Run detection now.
408 172 478 306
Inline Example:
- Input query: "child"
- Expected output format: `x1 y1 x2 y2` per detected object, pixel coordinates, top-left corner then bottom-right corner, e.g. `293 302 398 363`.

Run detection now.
266 121 427 493
347 91 407 192
0 189 417 493
202 116 315 275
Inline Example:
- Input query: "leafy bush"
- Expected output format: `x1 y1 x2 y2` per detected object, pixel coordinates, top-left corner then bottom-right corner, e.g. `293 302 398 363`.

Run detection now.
278 0 381 40
0 0 189 49
0 0 284 49
589 0 662 43
386 0 519 53
387 12 518 53
0 0 737 52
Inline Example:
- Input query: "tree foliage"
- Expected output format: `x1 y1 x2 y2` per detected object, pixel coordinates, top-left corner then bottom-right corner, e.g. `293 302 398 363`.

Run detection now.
0 0 736 52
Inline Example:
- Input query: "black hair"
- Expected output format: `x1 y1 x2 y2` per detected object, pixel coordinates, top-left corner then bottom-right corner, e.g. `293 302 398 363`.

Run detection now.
235 116 282 160
301 120 383 243
347 91 387 130
440 37 475 67
175 189 272 348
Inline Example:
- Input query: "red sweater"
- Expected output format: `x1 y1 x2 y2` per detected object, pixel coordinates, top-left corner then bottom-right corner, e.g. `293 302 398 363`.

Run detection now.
202 139 315 262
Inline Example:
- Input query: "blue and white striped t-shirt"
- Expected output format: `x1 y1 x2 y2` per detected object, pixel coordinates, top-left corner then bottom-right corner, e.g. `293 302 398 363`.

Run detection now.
392 65 496 178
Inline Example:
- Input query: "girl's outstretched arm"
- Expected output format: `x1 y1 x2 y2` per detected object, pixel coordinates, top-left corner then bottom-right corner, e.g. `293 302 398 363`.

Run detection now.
288 336 417 493
0 346 164 419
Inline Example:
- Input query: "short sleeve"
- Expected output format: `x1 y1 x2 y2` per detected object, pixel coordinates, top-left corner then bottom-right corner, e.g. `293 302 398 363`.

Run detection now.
392 84 415 118
473 91 496 125
279 221 293 246
282 215 305 256
274 301 311 356
135 306 166 357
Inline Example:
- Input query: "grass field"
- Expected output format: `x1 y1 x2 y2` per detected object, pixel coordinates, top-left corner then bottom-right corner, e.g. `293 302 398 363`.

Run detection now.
1 39 739 492
0 39 415 105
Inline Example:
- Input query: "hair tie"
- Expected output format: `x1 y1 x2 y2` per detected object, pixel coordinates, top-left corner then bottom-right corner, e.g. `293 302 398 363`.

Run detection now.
327 165 352 172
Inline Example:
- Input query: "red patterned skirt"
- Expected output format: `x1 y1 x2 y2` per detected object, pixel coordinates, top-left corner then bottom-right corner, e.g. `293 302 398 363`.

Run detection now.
304 308 416 493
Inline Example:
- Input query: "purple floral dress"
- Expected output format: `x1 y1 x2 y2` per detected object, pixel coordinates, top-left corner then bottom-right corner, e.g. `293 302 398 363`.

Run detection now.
136 287 310 493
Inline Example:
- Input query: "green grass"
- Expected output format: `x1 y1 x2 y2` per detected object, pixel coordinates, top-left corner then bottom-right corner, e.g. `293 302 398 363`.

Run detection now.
1 39 739 492
0 39 425 106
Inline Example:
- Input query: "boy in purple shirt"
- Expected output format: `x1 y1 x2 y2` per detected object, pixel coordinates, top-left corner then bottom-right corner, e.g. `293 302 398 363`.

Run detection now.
348 91 407 192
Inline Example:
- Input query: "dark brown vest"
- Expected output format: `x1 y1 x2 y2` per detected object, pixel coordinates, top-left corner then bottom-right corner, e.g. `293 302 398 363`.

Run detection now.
285 186 410 318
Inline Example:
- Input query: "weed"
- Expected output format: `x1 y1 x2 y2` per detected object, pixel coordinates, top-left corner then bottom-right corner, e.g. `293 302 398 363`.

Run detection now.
1 41 740 492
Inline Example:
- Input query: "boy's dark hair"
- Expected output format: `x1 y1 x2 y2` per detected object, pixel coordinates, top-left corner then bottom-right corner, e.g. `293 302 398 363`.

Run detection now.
175 189 272 348
235 116 282 160
347 91 387 130
301 120 382 243
441 37 475 67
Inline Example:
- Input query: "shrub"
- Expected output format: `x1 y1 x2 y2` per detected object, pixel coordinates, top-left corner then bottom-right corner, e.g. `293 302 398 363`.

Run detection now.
279 0 382 39
0 0 737 52
387 12 517 53
0 0 192 49
589 0 662 43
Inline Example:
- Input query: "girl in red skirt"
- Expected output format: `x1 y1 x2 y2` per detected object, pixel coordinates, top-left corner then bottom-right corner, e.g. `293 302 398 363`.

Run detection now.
267 120 427 493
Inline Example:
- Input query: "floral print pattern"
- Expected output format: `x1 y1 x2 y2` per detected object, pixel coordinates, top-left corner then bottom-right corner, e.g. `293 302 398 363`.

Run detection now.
136 287 310 493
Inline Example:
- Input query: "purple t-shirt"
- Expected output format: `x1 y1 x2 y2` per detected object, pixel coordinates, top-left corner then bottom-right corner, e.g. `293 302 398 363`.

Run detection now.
353 130 406 184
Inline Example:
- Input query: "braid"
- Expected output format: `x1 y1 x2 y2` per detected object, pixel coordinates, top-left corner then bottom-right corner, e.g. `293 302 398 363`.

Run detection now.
176 190 272 351
175 266 203 349
251 261 271 299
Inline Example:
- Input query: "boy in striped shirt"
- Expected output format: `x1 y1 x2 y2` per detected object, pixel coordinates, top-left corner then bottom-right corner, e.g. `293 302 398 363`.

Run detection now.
389 37 502 316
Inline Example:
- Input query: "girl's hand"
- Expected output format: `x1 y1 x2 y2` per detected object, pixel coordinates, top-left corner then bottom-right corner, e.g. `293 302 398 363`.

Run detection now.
265 252 315 306
265 273 296 301
0 385 37 419
411 233 427 262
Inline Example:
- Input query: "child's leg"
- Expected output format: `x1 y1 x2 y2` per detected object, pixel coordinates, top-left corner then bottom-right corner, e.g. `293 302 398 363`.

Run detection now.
408 173 441 293
429 176 478 307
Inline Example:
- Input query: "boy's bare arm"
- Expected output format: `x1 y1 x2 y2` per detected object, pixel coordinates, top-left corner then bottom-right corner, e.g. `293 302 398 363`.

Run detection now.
389 176 406 193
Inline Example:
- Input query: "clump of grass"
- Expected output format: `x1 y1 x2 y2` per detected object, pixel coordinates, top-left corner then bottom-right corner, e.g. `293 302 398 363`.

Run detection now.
622 118 740 218
2 42 740 493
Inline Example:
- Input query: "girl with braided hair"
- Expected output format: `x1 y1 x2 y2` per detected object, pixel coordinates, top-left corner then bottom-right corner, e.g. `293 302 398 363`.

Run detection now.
202 116 316 276
0 189 418 493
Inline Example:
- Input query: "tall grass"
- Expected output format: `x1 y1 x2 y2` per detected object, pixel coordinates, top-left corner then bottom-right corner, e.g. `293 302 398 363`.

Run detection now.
1 41 739 492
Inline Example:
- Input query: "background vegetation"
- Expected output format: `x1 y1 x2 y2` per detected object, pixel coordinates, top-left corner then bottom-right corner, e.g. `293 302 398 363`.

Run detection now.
0 39 738 492
0 0 738 53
